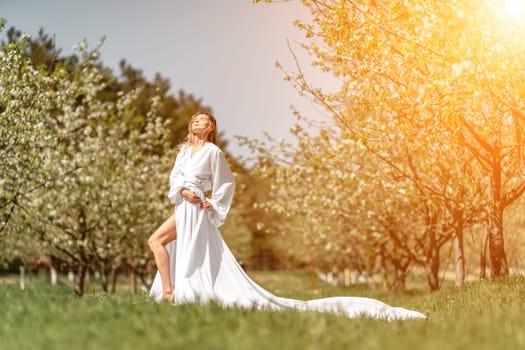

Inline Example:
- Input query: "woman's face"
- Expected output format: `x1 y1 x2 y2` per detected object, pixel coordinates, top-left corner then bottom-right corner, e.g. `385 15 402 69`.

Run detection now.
191 114 213 136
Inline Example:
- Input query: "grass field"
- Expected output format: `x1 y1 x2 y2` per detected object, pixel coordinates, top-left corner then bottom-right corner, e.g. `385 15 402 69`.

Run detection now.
0 270 524 350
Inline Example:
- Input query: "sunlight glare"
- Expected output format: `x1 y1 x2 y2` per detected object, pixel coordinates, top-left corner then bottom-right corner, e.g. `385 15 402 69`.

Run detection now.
503 0 525 20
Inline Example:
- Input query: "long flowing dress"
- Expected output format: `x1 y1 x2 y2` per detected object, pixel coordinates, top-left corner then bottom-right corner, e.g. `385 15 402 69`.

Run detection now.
149 143 426 320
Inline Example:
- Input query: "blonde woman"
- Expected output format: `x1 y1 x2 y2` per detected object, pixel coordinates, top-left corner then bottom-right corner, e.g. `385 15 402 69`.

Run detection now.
148 112 425 320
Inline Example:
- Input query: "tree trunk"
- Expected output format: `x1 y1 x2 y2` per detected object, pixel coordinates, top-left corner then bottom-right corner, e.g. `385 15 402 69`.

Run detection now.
19 266 26 290
425 260 440 291
390 266 406 292
74 264 87 297
50 267 58 285
488 206 509 278
110 267 118 293
424 223 440 291
425 243 440 291
308 235 316 291
75 209 89 297
99 268 109 293
480 230 489 279
129 267 137 294
488 156 509 278
453 209 465 287
378 252 389 292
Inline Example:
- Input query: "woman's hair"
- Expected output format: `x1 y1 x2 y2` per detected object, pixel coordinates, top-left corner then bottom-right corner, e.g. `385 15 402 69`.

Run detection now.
185 111 217 145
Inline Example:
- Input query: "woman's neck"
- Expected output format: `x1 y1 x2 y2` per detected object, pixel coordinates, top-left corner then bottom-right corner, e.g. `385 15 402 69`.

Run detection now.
193 135 208 146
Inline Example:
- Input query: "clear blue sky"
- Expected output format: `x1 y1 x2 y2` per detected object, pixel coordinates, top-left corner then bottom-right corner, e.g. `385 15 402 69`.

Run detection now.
1 0 334 158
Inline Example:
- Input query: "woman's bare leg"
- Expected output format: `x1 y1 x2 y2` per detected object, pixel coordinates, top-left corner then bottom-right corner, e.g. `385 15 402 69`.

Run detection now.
148 214 177 301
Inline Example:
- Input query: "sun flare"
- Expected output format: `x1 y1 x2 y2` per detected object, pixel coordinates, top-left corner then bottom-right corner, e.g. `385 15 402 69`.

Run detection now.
503 0 525 19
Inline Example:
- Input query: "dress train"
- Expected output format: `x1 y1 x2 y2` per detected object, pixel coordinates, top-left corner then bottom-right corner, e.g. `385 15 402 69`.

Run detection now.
149 198 425 320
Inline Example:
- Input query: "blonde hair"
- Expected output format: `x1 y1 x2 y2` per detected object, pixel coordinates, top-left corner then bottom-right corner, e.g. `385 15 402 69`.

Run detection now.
185 111 217 146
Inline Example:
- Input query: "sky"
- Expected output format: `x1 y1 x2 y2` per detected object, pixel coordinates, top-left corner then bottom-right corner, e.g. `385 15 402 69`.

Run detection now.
1 0 335 159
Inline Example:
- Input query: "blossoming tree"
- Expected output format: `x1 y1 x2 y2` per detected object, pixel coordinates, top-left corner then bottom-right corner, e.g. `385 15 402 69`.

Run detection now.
253 0 525 282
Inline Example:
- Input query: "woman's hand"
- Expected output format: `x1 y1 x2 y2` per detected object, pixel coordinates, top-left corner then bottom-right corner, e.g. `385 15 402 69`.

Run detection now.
201 200 213 210
181 189 214 210
181 189 202 204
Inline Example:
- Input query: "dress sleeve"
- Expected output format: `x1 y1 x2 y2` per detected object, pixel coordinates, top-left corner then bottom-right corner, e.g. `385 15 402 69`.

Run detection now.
167 147 186 205
206 148 236 227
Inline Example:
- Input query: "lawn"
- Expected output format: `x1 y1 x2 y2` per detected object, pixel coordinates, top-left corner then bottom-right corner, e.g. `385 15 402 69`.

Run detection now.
0 270 524 350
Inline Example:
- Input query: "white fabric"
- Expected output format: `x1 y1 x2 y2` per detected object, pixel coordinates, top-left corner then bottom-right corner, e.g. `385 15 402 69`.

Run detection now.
150 143 426 320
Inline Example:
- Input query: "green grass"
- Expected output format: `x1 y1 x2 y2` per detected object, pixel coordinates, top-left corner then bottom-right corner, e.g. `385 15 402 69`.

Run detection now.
1 271 524 350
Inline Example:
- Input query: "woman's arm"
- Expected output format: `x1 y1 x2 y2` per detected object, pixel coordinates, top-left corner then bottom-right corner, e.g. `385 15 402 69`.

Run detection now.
205 149 235 227
167 147 187 205
181 188 203 204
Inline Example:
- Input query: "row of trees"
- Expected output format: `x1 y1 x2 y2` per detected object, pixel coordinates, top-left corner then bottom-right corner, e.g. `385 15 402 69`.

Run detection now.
0 25 173 295
0 23 267 295
4 0 525 295
250 0 525 291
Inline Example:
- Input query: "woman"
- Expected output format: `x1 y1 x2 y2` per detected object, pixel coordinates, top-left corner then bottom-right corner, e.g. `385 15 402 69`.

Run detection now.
148 112 426 320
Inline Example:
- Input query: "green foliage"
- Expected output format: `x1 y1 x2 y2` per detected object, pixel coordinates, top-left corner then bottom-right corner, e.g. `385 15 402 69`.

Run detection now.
222 168 284 269
0 273 524 350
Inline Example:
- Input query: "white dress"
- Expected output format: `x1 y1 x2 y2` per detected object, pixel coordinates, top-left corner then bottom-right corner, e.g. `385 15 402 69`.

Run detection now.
149 143 426 320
